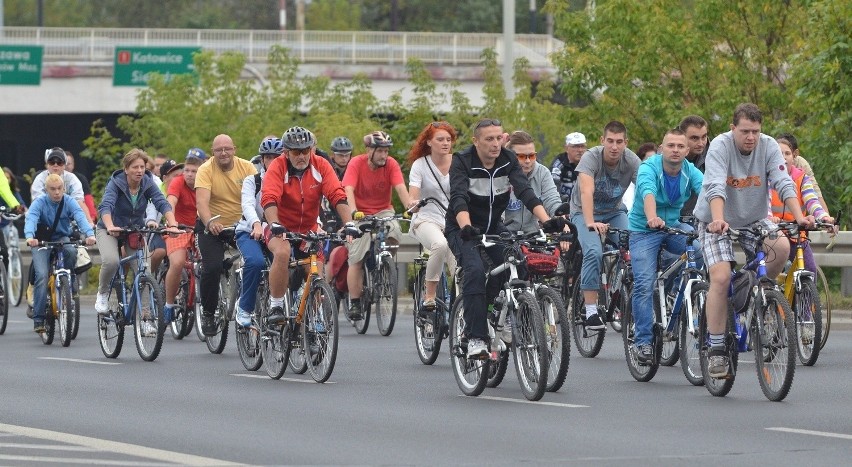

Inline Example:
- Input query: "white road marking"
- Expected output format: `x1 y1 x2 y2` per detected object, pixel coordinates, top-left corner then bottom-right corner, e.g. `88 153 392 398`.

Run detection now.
0 423 243 465
38 357 122 365
230 373 336 384
0 454 168 465
767 427 852 440
460 395 589 408
0 442 96 451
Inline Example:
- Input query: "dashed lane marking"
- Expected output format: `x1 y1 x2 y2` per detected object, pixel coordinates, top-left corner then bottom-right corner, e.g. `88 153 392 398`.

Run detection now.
767 427 852 440
230 373 337 384
38 357 122 365
460 395 589 408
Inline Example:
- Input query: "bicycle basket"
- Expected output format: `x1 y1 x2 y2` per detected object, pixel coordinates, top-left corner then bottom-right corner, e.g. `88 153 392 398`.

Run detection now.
74 245 93 274
521 245 560 275
125 232 145 251
731 269 757 314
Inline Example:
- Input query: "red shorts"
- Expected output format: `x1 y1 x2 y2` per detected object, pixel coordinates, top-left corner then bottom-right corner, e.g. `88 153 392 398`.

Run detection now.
165 232 194 255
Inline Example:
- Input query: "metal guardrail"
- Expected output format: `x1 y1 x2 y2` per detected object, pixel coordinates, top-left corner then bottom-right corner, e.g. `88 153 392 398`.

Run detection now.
0 27 562 67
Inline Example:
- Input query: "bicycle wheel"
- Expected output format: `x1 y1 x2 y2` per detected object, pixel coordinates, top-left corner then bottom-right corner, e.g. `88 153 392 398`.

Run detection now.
656 291 680 367
205 274 231 354
352 263 372 334
257 280 289 379
485 349 510 388
41 282 56 345
0 265 8 335
288 328 308 374
169 271 189 340
604 259 623 332
193 270 205 341
537 286 570 392
57 276 74 347
622 282 659 382
754 289 796 401
699 302 737 397
793 277 822 366
449 298 489 396
71 282 81 340
511 291 549 401
97 282 125 358
414 269 444 365
236 276 263 372
303 280 339 383
570 282 605 358
375 256 398 336
8 245 23 307
815 265 831 350
679 282 707 386
134 274 165 362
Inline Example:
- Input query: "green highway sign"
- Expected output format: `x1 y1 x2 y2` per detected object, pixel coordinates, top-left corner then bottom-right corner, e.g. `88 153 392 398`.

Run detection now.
0 45 43 85
113 46 199 86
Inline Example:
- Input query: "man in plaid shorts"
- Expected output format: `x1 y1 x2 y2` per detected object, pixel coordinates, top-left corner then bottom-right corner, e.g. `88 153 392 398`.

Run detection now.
694 103 813 379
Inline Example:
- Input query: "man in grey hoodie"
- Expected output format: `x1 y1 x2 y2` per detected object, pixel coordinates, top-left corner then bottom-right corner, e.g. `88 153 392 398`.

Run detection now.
503 130 563 234
694 103 813 379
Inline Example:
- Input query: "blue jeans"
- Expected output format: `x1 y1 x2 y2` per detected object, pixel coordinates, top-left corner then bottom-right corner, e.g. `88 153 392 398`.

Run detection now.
629 223 703 346
236 231 269 313
570 210 628 292
31 238 77 322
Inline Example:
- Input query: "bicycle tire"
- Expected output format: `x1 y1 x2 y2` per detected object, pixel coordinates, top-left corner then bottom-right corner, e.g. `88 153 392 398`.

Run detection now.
134 274 165 362
0 265 8 334
8 245 23 307
679 282 707 386
755 288 796 401
288 329 308 374
604 258 623 332
97 281 125 358
622 282 659 382
512 291 549 401
258 279 289 379
41 281 56 345
70 280 81 340
353 263 371 334
193 268 206 341
57 275 74 347
485 349 510 388
205 274 231 354
413 268 443 365
815 265 831 350
656 290 680 367
449 298 489 396
304 280 339 383
236 276 263 371
537 286 570 392
169 270 189 339
375 255 398 336
570 282 605 358
793 277 822 366
699 302 737 397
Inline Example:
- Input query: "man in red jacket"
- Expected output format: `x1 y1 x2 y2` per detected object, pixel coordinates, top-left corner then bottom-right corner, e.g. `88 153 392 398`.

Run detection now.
260 126 354 323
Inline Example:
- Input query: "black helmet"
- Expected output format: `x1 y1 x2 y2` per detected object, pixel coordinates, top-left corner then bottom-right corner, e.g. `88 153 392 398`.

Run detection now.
282 126 316 150
363 131 393 148
330 136 353 153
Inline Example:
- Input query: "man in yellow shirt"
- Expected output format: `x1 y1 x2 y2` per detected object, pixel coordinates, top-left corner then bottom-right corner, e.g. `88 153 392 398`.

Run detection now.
195 134 257 336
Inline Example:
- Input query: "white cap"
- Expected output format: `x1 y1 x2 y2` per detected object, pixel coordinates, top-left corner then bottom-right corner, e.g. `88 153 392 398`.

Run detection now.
565 132 586 145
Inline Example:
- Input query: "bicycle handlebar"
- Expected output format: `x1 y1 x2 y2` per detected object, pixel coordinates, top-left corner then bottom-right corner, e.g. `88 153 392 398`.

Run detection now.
406 197 448 215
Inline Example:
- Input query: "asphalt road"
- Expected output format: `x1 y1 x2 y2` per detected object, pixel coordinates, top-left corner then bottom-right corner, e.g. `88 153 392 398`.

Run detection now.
1 296 851 466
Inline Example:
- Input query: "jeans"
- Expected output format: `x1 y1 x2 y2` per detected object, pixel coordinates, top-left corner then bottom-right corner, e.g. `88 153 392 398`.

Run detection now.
236 231 268 312
31 238 76 322
570 210 629 292
629 223 703 346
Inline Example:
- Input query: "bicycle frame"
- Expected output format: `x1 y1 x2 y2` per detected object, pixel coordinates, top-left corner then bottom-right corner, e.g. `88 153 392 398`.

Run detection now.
42 242 74 318
780 229 812 306
288 239 323 325
481 235 533 357
110 234 153 324
655 233 704 338
730 246 769 354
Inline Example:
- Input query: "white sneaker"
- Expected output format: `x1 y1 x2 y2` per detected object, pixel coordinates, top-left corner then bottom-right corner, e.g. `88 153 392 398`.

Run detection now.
141 320 157 337
467 338 489 359
235 307 252 327
95 292 109 315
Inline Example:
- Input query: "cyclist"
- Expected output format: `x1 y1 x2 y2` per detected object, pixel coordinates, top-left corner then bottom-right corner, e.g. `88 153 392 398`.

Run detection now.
341 131 412 320
259 127 353 324
445 118 562 359
160 154 202 324
503 130 562 235
678 115 710 217
695 103 812 378
0 166 25 270
31 148 92 225
195 134 258 336
628 129 704 363
570 121 641 332
95 149 180 321
550 132 586 202
147 159 183 276
24 174 96 333
319 136 354 232
406 121 457 314
774 132 829 215
64 151 97 221
232 137 284 327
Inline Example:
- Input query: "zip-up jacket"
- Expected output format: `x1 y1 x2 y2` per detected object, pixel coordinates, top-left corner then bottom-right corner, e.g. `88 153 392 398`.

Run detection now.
25 194 94 240
260 153 347 233
98 170 171 229
628 154 703 232
446 145 543 234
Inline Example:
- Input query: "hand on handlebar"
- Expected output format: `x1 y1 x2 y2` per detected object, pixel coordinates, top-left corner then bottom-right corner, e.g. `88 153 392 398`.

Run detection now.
706 219 728 234
459 224 481 241
343 221 360 242
541 217 569 233
84 236 97 246
587 222 609 235
646 216 666 230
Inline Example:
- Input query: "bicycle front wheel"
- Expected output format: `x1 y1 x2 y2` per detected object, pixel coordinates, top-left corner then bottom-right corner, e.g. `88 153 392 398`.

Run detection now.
205 274 231 354
374 256 398 336
449 297 489 396
537 287 570 392
793 277 822 366
353 263 372 334
755 289 796 401
70 279 81 340
97 282 125 358
0 265 8 335
570 282 605 358
413 267 442 365
512 291 549 401
699 302 737 397
134 274 165 362
658 292 679 367
679 282 707 386
815 265 831 350
170 271 190 340
236 285 263 371
57 276 74 347
8 246 23 307
303 280 339 383
288 329 308 374
622 283 659 382
258 280 289 379
41 282 56 345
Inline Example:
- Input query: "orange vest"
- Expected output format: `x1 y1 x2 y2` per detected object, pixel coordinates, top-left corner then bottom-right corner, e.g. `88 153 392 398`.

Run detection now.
769 166 805 221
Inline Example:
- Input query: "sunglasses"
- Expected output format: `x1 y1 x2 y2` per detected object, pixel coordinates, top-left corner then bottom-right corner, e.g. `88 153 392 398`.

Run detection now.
333 151 352 157
516 152 537 161
474 118 501 130
289 148 311 156
47 159 65 166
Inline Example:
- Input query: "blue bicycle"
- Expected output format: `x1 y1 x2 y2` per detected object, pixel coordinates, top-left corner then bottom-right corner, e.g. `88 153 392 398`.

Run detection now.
96 226 167 361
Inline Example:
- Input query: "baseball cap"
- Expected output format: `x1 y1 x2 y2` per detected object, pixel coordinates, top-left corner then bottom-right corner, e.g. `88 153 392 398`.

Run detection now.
565 132 587 145
159 159 184 176
186 147 207 161
44 147 67 164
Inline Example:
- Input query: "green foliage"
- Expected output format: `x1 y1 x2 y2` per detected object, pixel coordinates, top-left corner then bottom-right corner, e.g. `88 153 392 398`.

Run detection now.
80 119 126 200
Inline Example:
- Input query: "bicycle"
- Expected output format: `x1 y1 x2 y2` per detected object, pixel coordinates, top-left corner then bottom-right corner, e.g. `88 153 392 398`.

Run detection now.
155 225 199 340
698 225 796 401
622 224 705 383
450 232 550 401
568 227 631 358
0 207 22 334
341 213 403 336
193 223 241 355
31 240 82 346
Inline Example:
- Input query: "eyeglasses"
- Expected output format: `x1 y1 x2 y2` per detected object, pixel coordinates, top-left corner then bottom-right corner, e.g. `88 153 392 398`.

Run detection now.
212 146 235 155
431 121 452 129
474 119 501 130
47 159 65 166
333 151 352 157
289 148 311 156
516 152 537 161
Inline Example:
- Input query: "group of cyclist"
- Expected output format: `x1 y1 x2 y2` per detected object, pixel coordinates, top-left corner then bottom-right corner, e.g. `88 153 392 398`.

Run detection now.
10 101 838 388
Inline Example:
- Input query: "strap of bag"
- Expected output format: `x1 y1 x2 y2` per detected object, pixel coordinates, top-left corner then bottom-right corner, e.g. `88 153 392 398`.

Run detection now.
424 157 449 205
48 196 65 236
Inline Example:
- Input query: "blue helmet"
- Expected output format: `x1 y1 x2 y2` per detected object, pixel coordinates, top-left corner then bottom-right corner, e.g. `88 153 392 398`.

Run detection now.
186 147 207 161
258 137 285 155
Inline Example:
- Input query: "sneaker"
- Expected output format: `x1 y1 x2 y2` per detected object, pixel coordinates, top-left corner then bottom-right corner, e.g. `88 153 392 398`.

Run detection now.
33 320 45 333
467 338 489 359
501 315 513 343
348 301 363 321
26 306 33 319
141 320 157 337
95 292 109 315
200 312 217 337
636 344 653 365
419 298 436 318
162 304 175 325
584 313 606 331
26 283 34 308
707 346 729 378
235 307 252 327
266 306 285 325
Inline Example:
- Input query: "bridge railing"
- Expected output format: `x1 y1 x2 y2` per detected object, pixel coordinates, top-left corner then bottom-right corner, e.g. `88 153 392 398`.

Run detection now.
0 27 562 67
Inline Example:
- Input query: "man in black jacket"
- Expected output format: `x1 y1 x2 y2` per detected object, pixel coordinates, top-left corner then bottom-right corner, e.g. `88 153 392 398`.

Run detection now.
445 118 560 359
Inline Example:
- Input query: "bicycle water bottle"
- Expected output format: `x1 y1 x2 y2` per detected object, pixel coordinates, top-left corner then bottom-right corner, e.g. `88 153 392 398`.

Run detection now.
292 283 305 317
